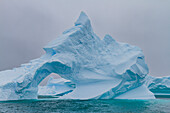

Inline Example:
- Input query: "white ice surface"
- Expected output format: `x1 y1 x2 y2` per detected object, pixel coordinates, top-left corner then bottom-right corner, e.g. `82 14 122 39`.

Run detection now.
115 84 155 99
60 78 121 99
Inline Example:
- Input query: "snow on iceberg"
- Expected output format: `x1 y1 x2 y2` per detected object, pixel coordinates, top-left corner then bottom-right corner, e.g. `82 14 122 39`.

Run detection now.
0 12 155 101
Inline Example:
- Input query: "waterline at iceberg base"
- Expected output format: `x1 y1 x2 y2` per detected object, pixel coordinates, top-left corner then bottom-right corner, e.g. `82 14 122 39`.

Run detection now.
0 12 155 101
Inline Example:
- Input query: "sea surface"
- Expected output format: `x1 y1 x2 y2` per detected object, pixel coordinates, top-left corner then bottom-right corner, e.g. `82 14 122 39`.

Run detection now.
0 98 170 113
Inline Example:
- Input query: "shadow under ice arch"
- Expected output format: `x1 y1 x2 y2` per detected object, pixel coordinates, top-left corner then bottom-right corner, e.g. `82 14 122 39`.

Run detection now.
0 12 155 101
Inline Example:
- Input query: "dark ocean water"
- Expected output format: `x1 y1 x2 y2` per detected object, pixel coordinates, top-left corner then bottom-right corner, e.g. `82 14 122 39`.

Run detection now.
0 99 170 113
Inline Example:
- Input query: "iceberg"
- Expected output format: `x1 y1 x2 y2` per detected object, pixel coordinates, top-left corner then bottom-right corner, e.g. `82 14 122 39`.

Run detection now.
145 75 170 96
0 12 155 101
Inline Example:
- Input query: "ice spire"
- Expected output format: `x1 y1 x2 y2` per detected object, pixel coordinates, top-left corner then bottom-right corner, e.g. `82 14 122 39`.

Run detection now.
75 11 92 31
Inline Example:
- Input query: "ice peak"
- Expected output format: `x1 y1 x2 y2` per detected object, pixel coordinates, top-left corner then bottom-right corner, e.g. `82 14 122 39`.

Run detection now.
75 11 91 28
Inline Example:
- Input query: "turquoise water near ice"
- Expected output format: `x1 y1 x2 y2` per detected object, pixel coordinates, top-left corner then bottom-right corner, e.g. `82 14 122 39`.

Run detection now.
0 99 170 113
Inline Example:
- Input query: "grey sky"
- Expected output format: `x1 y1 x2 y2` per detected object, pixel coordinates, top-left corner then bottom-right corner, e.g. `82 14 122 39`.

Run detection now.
0 0 170 77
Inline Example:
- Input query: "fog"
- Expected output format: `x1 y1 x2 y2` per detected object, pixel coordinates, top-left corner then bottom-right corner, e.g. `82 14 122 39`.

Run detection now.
0 0 170 77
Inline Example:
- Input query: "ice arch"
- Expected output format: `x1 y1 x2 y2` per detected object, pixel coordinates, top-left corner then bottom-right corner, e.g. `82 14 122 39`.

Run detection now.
0 56 74 100
0 12 155 101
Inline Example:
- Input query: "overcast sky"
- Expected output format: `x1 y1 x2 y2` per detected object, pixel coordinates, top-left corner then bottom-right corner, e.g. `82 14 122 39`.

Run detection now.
0 0 170 77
